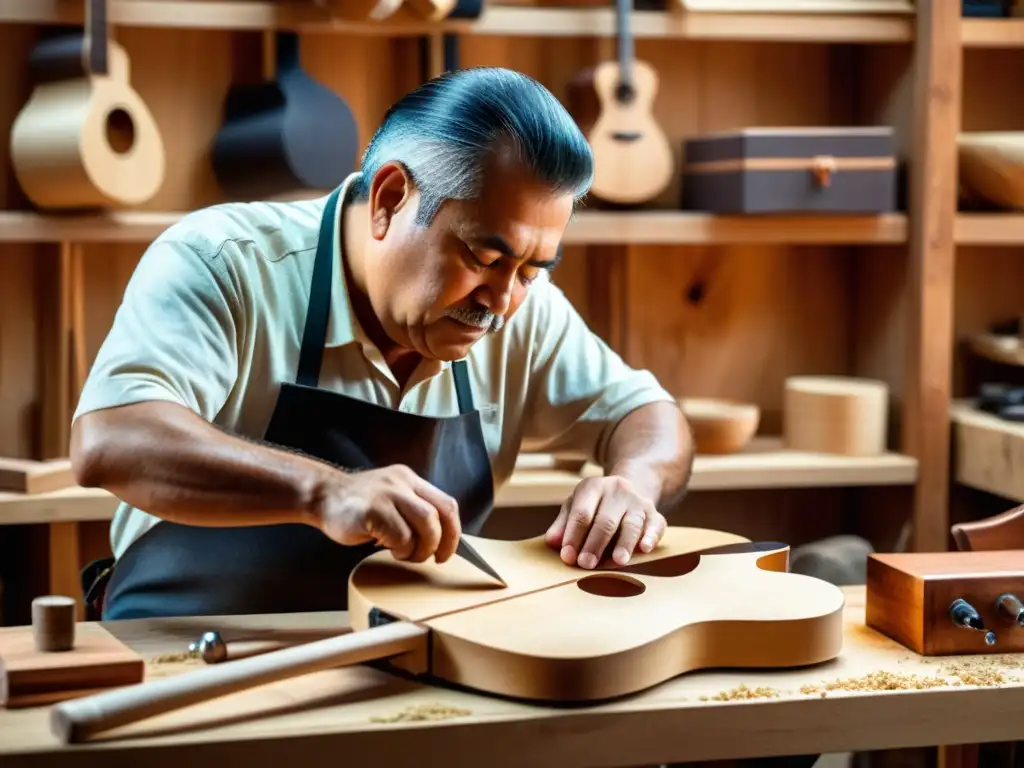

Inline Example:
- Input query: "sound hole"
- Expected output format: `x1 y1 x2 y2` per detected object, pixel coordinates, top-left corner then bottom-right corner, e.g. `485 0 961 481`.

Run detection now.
105 108 135 154
577 574 646 598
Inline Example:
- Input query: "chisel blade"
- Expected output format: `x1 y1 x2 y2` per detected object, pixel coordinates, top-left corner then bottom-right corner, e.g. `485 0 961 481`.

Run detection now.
455 538 506 586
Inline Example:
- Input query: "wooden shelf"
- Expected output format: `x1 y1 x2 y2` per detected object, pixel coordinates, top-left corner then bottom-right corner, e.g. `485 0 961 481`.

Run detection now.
962 18 1024 48
0 210 908 246
0 0 915 42
955 213 1024 245
950 399 1024 502
0 438 918 525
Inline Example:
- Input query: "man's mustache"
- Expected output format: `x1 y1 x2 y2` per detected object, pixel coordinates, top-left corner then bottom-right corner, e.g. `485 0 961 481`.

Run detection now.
442 305 506 333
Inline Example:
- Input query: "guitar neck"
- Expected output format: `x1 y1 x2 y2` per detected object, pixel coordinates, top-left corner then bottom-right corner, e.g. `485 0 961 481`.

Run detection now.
85 0 108 75
274 31 301 74
616 0 633 92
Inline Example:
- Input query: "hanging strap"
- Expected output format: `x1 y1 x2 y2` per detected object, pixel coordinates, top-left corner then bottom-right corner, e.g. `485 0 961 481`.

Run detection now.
296 182 476 416
452 360 474 414
296 185 343 387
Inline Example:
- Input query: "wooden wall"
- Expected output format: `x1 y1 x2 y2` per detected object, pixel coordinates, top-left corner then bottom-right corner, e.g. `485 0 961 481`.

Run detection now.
0 7 1021 610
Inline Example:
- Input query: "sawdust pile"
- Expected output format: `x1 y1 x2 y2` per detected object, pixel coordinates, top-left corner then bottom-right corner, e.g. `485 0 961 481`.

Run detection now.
799 670 949 697
148 651 196 664
701 684 781 701
370 703 472 723
934 655 1023 688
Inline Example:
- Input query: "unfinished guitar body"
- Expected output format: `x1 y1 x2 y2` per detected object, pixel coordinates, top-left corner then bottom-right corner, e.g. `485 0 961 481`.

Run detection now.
49 525 846 743
10 38 165 210
349 527 846 701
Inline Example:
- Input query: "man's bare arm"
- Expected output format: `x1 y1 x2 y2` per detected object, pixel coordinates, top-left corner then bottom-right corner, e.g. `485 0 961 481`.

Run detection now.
602 400 695 513
70 401 334 528
70 401 465 562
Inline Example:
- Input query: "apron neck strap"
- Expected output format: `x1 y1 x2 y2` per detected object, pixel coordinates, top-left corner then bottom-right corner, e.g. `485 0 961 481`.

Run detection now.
296 183 478 418
296 184 343 388
452 360 474 414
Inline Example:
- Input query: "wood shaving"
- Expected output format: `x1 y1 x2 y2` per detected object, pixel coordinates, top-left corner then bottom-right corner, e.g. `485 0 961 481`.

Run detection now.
800 670 949 697
148 651 196 664
370 703 472 723
701 684 780 701
935 656 1023 687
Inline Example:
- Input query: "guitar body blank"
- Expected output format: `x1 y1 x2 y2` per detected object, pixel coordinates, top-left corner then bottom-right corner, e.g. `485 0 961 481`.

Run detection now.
211 42 359 201
349 529 846 702
582 59 675 205
10 39 165 210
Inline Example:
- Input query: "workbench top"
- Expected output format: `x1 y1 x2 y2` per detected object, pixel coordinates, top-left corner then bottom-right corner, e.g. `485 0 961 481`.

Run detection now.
1 586 1022 767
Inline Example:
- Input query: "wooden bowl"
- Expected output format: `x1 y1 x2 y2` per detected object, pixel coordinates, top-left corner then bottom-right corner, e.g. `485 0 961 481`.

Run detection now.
958 132 1024 210
679 398 760 455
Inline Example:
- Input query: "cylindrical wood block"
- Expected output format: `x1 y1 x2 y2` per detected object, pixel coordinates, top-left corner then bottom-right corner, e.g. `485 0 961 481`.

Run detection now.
783 376 889 456
31 595 76 652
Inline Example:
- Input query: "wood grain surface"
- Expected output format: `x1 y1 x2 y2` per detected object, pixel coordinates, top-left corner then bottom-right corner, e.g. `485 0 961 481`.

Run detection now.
0 587 1023 767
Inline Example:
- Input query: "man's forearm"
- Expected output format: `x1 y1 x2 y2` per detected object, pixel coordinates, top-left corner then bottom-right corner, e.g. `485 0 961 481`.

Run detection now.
602 400 695 512
70 401 338 528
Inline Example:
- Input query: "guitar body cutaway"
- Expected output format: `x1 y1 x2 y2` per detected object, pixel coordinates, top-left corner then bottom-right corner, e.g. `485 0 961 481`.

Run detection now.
10 40 166 210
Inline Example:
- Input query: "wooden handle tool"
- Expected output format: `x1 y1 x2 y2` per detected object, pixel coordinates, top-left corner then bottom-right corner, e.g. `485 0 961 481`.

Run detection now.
51 621 428 743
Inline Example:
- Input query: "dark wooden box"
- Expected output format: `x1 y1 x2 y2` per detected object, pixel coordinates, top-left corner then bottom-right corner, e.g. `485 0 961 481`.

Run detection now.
681 127 897 215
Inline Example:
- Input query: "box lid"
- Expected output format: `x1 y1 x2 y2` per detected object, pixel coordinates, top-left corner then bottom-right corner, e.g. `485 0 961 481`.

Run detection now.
684 126 895 165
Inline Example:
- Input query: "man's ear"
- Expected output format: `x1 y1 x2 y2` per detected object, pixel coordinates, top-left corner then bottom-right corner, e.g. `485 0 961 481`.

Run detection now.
367 162 415 240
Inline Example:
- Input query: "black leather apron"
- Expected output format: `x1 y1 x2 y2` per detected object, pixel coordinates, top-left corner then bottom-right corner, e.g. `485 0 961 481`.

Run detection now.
89 184 496 620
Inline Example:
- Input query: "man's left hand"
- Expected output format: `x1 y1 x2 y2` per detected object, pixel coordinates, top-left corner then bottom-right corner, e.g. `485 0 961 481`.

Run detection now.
544 475 666 569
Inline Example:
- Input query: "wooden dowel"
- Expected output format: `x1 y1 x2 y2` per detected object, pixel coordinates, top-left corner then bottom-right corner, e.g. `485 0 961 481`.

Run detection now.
51 621 429 743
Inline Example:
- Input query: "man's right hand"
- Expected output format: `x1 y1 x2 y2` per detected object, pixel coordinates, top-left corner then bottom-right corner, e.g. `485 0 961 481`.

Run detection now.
311 464 462 564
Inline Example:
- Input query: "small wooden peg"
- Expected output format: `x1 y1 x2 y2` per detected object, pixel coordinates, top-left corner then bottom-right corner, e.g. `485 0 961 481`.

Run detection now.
32 596 76 652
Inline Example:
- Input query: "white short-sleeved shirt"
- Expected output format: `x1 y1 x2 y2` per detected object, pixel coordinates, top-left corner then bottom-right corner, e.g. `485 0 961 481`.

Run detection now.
73 173 676 558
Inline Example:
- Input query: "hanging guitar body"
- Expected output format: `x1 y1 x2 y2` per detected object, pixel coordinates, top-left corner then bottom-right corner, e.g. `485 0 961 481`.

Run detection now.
9 0 165 210
211 32 359 201
569 0 674 206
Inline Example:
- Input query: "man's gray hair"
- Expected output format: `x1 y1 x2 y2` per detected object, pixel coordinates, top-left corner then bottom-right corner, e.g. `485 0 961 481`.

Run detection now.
355 67 594 225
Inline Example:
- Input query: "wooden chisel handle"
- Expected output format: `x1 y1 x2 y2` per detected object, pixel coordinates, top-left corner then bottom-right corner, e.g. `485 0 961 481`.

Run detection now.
51 621 428 744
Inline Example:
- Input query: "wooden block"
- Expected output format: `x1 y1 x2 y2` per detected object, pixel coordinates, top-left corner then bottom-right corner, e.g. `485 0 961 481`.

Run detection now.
866 551 1024 656
783 375 889 456
0 622 145 708
0 457 75 495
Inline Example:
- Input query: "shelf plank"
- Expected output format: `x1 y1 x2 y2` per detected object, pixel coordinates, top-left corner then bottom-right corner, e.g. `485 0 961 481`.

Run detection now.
562 212 907 244
0 437 918 525
955 213 1024 245
1 0 914 41
0 210 908 246
962 18 1024 48
950 399 1024 502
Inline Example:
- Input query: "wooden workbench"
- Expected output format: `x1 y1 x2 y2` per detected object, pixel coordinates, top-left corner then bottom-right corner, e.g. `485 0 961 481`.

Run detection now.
1 587 1022 767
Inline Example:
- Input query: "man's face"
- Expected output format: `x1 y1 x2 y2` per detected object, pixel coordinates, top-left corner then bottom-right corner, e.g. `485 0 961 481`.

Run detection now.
362 158 574 361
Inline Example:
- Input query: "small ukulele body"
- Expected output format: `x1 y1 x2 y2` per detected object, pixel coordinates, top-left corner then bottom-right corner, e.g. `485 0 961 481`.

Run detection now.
349 529 846 701
582 59 675 205
211 32 359 201
10 4 165 210
569 0 674 206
